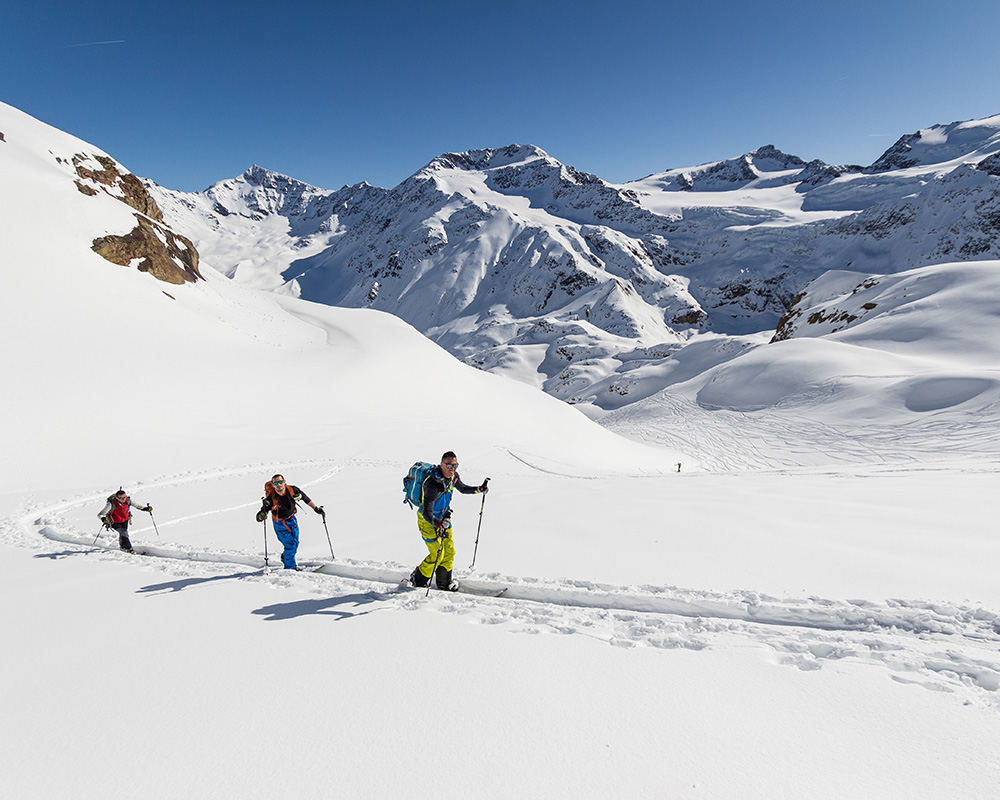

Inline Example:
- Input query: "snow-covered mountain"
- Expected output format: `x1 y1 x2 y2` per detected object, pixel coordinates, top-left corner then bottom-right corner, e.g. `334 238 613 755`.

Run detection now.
147 115 1000 413
4 101 1000 800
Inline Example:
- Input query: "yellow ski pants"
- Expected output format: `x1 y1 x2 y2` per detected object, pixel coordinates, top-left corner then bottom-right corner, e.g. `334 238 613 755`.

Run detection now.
415 515 455 578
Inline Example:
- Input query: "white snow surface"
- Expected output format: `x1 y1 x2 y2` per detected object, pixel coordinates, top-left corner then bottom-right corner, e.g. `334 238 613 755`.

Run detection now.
2 101 1000 799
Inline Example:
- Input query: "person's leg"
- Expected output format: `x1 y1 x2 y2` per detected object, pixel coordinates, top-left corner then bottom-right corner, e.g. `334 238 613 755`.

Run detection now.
273 517 300 569
113 522 133 552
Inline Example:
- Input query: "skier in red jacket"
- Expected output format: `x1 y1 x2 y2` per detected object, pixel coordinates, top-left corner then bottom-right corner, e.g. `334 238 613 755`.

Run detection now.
98 489 152 553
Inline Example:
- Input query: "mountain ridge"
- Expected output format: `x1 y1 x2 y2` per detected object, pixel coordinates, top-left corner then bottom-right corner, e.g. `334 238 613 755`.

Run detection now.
141 111 1000 411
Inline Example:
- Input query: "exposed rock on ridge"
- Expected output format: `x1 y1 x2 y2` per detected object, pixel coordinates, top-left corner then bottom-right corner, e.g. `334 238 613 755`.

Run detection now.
73 153 202 285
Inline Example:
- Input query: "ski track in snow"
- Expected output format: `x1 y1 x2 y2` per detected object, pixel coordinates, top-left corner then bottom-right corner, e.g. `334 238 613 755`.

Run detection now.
3 460 999 710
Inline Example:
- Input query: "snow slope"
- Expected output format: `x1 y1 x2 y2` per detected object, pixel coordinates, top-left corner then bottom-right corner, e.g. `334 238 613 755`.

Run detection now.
2 102 1000 799
603 260 1000 471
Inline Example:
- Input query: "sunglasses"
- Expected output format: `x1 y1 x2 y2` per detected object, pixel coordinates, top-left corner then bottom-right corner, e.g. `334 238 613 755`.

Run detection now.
273 480 285 486
442 462 458 469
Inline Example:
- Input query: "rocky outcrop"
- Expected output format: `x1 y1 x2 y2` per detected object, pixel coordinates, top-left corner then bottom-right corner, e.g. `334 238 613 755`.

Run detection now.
796 159 863 187
977 153 1000 177
73 153 203 284
867 132 921 172
92 214 202 285
74 154 164 221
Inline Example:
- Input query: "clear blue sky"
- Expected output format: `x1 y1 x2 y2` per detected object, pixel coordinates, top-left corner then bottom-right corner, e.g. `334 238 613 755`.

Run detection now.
4 0 1000 192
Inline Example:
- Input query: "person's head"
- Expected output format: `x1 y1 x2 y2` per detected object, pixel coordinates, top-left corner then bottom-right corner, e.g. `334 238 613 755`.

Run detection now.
440 452 458 475
271 474 287 492
115 489 127 502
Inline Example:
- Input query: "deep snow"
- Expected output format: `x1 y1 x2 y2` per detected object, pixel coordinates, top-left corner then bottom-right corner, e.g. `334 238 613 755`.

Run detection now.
2 100 999 799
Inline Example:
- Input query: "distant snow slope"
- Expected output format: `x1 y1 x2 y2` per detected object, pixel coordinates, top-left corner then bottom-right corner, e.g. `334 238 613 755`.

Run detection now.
603 261 1000 468
146 115 1000 416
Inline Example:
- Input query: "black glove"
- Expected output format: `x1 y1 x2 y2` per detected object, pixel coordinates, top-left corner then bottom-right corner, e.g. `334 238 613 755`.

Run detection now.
144 505 153 513
256 509 268 523
478 482 490 494
315 505 325 517
100 516 110 526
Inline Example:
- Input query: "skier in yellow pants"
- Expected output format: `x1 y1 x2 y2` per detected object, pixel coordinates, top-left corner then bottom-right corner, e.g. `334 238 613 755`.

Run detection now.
410 451 489 591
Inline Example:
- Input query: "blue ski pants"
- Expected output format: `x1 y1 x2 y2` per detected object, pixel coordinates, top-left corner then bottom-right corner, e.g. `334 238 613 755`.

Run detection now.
272 516 300 569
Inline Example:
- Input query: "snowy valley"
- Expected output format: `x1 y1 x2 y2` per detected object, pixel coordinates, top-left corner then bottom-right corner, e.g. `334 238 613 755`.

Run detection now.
1 99 999 798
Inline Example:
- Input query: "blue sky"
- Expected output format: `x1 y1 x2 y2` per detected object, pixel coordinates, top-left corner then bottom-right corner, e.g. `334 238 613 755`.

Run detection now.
4 0 1000 192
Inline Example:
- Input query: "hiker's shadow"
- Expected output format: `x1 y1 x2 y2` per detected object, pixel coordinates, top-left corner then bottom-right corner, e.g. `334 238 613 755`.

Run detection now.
34 550 90 561
138 571 253 595
252 591 384 622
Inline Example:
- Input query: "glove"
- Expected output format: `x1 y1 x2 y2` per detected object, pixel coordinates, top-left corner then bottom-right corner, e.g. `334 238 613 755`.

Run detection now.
435 517 452 536
315 505 325 517
100 516 110 526
478 482 490 494
144 505 153 513
255 509 268 523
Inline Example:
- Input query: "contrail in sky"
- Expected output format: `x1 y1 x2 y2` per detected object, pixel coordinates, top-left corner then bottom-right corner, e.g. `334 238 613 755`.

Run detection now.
62 40 126 48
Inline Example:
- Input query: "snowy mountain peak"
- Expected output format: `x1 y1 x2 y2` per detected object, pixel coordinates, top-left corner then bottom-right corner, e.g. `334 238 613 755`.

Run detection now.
419 143 610 195
868 113 1000 173
190 165 364 223
745 144 809 172
643 145 811 192
241 163 315 190
424 144 553 174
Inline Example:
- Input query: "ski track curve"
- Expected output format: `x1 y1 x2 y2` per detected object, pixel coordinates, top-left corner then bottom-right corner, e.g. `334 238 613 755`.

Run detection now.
4 460 1000 709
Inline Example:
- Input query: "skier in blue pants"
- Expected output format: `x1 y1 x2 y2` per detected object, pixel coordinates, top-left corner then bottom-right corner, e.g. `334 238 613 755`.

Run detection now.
256 474 325 569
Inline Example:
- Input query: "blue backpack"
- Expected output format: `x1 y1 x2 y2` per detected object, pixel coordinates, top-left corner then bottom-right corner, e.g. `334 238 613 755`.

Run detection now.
403 462 436 509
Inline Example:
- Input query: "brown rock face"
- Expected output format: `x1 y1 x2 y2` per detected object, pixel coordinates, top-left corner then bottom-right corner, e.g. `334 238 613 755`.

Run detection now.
92 214 202 285
74 153 203 284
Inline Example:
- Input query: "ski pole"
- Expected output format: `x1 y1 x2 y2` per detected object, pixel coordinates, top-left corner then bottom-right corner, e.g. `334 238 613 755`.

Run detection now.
321 513 335 560
149 510 160 539
92 522 109 546
426 529 448 598
263 518 269 568
469 478 490 570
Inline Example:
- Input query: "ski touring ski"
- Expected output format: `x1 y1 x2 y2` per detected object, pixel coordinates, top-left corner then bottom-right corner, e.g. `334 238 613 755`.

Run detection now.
399 578 508 598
